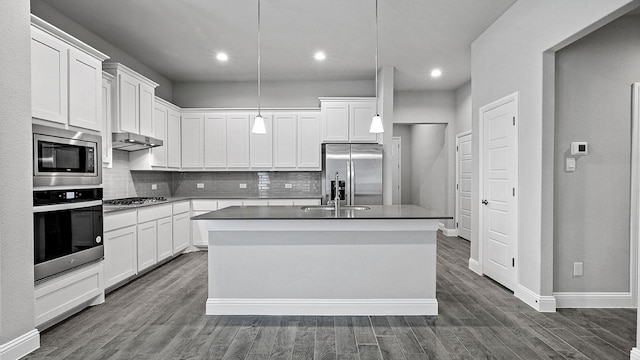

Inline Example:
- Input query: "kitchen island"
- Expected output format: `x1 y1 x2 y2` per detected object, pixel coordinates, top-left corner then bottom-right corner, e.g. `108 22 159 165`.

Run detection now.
192 205 451 316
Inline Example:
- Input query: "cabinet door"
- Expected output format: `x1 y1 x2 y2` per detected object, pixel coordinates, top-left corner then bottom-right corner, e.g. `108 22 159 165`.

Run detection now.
250 114 273 169
157 216 173 262
118 72 139 133
191 210 211 247
137 220 157 272
349 101 378 142
139 82 155 136
68 49 102 131
104 225 137 289
204 113 227 168
274 113 297 169
321 102 349 142
167 109 182 169
227 114 250 168
297 113 321 169
173 212 190 253
150 103 167 167
181 114 204 168
31 27 68 124
101 75 113 168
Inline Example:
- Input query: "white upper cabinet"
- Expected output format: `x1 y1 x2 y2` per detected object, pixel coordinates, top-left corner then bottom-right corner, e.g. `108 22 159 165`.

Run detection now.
180 113 204 168
273 113 297 169
250 113 273 169
204 113 227 169
297 112 321 169
167 108 181 169
103 62 158 137
320 98 378 143
227 114 250 168
101 72 115 168
129 97 182 171
31 15 109 131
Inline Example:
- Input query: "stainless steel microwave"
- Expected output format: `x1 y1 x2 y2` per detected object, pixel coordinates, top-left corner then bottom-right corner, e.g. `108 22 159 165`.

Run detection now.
33 125 102 187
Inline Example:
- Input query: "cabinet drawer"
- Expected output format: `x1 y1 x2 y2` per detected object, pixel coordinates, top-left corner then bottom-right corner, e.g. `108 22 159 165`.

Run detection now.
138 204 172 223
172 201 190 214
104 210 137 231
191 200 218 211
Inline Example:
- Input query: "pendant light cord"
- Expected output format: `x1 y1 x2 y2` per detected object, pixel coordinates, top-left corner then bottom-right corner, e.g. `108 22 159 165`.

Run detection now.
257 0 261 116
375 0 379 116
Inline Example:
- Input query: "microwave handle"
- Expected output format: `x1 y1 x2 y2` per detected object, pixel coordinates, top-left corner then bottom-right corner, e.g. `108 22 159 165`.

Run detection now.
33 200 103 213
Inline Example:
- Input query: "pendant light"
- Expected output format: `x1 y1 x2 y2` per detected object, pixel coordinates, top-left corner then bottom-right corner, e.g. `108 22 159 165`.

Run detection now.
369 0 384 134
252 0 267 134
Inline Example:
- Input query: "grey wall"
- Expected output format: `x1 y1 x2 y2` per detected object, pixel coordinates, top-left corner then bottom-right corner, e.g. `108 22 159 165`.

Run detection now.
393 125 412 205
470 0 637 297
30 0 174 102
410 124 448 212
394 91 456 124
0 0 36 346
553 15 640 293
173 80 374 108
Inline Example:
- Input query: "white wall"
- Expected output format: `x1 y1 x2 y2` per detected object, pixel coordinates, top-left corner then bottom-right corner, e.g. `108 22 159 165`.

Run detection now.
173 80 374 108
471 0 639 304
394 91 456 124
410 124 448 212
30 0 174 102
554 15 640 293
455 81 472 134
0 0 37 349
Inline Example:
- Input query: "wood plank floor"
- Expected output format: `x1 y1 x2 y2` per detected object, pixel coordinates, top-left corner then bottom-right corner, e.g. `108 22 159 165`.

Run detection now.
25 233 636 360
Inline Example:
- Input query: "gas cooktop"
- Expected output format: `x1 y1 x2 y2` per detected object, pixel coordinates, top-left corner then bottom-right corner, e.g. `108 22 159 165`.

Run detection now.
103 197 167 206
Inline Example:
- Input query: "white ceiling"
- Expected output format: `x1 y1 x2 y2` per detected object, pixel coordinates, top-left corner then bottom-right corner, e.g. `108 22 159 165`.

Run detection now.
42 0 516 91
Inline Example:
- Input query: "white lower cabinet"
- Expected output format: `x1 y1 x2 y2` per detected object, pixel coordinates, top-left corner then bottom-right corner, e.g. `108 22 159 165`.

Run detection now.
173 201 191 253
104 210 138 290
137 221 158 272
157 216 173 262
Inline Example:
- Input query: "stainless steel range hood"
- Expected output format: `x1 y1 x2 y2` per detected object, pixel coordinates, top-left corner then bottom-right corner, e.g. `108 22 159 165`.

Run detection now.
112 132 163 151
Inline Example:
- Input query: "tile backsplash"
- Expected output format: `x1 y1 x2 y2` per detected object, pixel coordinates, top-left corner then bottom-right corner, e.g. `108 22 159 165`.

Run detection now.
103 150 322 199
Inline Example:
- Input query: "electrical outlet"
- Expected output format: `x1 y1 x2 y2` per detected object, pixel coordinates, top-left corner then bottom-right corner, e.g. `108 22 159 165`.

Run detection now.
285 183 293 189
151 184 157 190
573 262 583 277
239 183 247 189
197 183 205 189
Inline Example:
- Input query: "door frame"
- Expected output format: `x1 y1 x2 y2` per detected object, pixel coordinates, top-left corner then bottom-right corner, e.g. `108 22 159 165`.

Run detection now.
478 92 519 287
392 136 402 205
455 130 472 240
629 83 640 307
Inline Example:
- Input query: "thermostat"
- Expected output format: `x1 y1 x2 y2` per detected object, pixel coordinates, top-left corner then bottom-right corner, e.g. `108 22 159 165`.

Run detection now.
571 142 588 155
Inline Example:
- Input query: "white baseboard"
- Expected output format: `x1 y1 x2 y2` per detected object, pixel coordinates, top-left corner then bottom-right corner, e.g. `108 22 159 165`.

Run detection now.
554 292 635 308
468 258 482 275
0 329 39 360
438 223 458 237
631 348 640 360
206 298 438 316
515 284 556 312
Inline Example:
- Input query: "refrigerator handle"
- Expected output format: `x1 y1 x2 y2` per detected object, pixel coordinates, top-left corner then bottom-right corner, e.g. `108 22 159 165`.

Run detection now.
350 161 355 205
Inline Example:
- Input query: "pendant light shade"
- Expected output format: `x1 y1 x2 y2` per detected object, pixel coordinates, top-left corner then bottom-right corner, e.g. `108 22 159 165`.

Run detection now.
252 0 266 134
370 0 384 134
252 114 266 134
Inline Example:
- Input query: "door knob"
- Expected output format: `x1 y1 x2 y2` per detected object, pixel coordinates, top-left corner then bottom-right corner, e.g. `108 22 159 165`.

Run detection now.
482 199 488 205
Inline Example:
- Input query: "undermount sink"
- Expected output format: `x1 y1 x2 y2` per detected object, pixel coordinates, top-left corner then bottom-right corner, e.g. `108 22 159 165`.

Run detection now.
301 205 371 211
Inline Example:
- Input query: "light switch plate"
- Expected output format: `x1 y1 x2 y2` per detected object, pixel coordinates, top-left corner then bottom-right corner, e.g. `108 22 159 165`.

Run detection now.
285 183 293 189
197 183 204 189
151 184 157 190
566 157 576 172
573 262 583 277
239 183 247 189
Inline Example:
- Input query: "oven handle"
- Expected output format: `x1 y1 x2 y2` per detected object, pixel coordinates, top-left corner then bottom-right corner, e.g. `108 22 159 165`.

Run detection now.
33 200 103 213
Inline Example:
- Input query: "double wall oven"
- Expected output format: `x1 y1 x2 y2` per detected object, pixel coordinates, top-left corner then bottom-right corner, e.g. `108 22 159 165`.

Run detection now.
32 125 104 281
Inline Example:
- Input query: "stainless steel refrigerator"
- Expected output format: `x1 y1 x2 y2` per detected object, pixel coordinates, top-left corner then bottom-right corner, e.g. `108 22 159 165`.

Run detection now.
322 143 383 205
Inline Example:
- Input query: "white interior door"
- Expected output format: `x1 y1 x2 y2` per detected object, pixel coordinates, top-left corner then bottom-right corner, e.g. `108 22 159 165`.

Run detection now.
481 94 518 291
456 132 472 240
391 137 402 205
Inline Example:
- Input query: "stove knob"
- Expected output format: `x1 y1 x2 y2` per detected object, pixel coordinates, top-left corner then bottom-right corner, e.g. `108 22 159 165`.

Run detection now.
96 235 102 244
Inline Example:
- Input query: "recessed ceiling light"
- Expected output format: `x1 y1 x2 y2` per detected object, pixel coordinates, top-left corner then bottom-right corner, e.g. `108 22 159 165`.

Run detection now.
314 51 326 61
216 52 229 62
431 68 442 78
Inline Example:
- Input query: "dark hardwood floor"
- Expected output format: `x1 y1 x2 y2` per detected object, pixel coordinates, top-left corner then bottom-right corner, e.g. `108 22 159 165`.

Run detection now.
25 233 636 360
